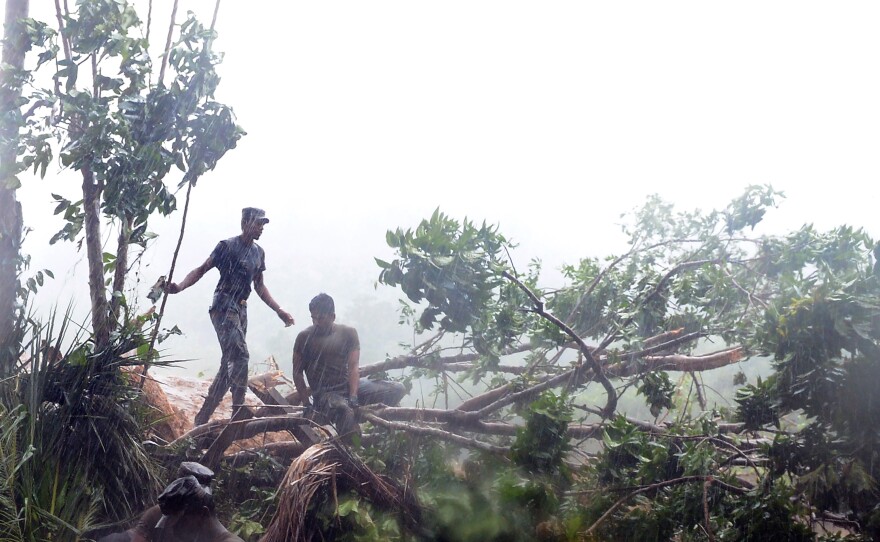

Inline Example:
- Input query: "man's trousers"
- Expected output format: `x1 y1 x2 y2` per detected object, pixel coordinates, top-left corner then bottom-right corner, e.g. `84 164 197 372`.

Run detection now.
194 301 249 426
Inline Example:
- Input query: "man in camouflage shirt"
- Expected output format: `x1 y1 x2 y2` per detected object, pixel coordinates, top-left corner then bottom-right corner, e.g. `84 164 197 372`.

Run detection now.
167 207 294 425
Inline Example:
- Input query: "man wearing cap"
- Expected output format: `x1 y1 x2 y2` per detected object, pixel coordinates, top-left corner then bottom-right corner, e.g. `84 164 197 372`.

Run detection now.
149 475 243 542
108 475 241 542
167 207 295 426
96 463 220 542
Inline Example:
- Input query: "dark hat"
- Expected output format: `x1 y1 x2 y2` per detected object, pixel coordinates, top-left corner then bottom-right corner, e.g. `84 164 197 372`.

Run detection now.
178 462 215 486
157 475 213 516
241 207 270 224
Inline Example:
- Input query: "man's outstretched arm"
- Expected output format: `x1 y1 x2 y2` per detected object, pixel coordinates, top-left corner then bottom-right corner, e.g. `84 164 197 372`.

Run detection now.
167 257 213 294
254 272 294 326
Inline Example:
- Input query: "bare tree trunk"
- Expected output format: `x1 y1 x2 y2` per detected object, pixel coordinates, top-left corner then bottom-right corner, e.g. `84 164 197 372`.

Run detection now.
0 0 29 375
82 166 110 350
110 214 132 323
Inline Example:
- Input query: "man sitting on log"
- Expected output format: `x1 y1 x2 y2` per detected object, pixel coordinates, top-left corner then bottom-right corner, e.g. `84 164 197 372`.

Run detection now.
292 293 406 439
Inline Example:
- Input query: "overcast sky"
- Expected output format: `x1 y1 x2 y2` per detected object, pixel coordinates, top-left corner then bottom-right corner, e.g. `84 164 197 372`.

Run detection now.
14 1 880 374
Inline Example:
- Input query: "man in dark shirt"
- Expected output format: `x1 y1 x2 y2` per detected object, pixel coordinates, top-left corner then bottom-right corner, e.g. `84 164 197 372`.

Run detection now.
292 293 405 439
167 207 294 425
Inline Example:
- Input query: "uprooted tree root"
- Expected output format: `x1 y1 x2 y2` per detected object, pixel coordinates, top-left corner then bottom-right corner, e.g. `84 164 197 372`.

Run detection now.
261 441 424 542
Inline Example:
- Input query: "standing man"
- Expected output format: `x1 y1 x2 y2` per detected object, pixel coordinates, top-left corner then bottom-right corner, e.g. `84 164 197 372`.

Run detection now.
167 207 294 426
292 293 406 439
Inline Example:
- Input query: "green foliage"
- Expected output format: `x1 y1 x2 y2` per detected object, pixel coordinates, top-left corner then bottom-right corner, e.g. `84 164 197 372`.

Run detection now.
734 376 779 429
378 209 505 331
375 188 880 539
723 184 781 235
378 209 537 366
597 416 659 486
0 310 164 541
363 427 574 541
18 0 244 344
741 225 880 528
511 391 573 475
497 474 560 528
551 186 787 353
213 452 286 542
582 417 826 541
718 482 814 541
24 1 244 211
312 494 402 542
637 371 676 418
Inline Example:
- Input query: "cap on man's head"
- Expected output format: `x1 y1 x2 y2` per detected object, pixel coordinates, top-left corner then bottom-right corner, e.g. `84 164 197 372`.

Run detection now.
241 207 270 224
178 462 215 486
158 475 213 516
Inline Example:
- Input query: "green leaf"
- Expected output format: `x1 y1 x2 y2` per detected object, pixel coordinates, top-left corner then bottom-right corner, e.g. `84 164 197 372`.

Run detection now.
4 176 21 190
386 229 399 248
337 498 359 517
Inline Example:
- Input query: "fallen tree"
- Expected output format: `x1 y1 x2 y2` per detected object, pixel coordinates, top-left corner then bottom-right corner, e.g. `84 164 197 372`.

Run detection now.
156 187 877 540
340 189 878 540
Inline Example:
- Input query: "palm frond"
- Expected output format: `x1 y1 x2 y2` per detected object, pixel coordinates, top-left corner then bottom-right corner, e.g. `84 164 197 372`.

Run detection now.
262 441 423 542
0 405 26 540
0 304 164 540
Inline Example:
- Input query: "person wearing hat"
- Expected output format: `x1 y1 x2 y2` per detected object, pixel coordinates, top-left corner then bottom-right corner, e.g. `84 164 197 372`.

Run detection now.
97 463 219 542
107 475 240 542
167 207 295 426
148 475 243 542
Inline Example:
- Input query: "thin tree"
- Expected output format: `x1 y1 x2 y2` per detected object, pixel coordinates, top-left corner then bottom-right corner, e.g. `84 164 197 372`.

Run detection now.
22 0 242 354
0 0 29 375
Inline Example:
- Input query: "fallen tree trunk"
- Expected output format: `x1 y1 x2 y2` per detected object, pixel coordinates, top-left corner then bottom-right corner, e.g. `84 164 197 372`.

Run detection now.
225 441 308 466
359 346 532 378
169 414 318 448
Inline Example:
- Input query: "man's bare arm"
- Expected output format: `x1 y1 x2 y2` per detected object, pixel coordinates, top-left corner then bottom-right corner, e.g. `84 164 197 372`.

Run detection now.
167 257 213 294
291 351 311 405
254 272 294 326
348 347 360 401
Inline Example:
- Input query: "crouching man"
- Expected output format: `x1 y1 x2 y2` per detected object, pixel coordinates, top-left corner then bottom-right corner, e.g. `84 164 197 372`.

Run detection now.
292 293 406 439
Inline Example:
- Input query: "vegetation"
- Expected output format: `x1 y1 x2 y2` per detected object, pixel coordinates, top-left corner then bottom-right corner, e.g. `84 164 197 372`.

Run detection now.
0 310 166 540
0 1 241 539
360 189 879 541
0 1 878 541
0 0 28 375
12 0 241 354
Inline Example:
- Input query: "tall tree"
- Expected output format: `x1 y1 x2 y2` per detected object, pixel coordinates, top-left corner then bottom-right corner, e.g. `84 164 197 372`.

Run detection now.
0 0 29 375
21 0 242 352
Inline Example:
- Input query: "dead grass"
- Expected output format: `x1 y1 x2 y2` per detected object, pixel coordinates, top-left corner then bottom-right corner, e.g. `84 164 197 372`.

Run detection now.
261 441 422 542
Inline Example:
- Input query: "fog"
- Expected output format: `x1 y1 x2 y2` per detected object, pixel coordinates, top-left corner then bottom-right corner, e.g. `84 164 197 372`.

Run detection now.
14 2 880 377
